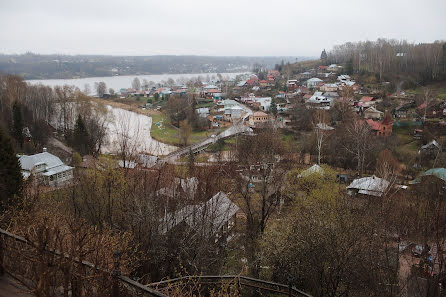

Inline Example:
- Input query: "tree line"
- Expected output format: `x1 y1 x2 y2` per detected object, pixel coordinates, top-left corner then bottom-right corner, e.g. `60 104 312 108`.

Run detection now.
326 39 446 84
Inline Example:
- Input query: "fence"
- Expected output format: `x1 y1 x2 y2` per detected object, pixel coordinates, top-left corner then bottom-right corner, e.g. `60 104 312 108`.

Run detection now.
147 275 313 297
0 227 312 297
0 228 165 297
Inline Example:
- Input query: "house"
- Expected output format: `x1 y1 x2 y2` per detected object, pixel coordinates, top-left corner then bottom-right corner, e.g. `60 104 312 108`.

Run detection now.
197 107 210 118
358 96 375 108
298 164 324 178
224 106 244 121
363 106 384 120
393 104 410 118
19 149 74 187
158 177 199 200
320 83 338 92
339 80 360 92
328 64 341 71
249 111 269 126
300 72 312 79
347 175 390 197
161 192 240 240
322 92 339 101
366 114 393 136
420 140 442 158
410 168 446 186
307 92 331 109
306 77 323 89
337 75 351 82
287 80 298 90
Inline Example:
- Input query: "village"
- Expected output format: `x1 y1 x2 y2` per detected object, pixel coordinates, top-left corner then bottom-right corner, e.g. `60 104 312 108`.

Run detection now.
2 40 446 297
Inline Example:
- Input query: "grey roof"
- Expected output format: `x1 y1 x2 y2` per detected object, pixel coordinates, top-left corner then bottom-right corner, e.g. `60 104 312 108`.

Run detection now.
138 154 158 168
323 92 339 97
19 152 68 172
19 152 73 178
421 140 441 150
347 175 390 197
298 164 324 178
161 192 239 236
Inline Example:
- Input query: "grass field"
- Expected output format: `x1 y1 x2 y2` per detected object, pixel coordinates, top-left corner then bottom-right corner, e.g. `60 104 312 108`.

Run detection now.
151 112 224 146
406 81 446 100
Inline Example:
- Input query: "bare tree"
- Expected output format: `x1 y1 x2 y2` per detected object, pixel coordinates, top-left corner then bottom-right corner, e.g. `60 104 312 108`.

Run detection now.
343 120 372 176
114 110 142 171
94 82 107 98
312 110 331 165
132 77 141 91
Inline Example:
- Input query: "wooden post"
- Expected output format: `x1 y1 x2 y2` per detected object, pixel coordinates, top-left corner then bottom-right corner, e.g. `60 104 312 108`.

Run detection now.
288 283 292 297
111 250 122 297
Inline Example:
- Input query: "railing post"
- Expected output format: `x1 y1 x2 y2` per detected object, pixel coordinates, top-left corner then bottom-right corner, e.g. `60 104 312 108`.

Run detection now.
0 234 4 276
112 250 122 297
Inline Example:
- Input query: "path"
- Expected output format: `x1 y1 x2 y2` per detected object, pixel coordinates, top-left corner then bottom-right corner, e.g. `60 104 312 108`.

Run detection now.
48 137 73 154
0 275 32 297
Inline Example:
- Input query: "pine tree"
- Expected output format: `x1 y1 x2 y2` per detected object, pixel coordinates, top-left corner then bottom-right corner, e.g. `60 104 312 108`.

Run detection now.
12 101 23 148
73 115 90 155
320 49 328 65
187 148 195 175
0 126 23 211
270 99 278 116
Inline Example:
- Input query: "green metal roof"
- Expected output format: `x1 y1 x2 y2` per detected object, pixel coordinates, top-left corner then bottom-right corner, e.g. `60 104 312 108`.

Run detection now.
410 168 446 184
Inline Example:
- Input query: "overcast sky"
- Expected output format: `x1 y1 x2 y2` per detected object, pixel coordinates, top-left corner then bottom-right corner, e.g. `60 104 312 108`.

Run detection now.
1 0 445 57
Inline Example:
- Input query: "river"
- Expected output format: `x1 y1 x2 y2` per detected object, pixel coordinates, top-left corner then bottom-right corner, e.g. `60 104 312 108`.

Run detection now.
26 72 247 93
103 105 177 156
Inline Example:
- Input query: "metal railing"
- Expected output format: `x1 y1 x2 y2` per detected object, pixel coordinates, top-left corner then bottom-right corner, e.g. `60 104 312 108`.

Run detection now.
0 228 166 297
147 275 312 297
1 228 312 297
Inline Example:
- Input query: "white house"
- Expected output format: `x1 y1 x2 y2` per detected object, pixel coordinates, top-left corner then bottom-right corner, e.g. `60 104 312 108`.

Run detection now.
19 149 73 187
307 92 332 109
306 77 323 89
197 107 210 118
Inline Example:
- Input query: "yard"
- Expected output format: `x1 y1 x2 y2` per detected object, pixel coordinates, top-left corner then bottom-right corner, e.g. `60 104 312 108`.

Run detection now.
151 111 224 146
406 81 446 100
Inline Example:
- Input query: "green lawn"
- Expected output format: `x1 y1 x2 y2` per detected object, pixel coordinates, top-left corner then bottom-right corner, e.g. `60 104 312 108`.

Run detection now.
151 112 180 145
151 112 224 146
406 83 446 100
196 102 214 108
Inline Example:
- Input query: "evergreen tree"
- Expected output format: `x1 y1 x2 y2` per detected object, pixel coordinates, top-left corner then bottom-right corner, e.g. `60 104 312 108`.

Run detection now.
0 126 23 211
320 49 328 64
271 99 278 116
187 148 195 175
12 101 23 148
73 115 90 155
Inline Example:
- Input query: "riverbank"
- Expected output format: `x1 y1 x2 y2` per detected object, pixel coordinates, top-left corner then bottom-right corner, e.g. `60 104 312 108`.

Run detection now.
93 98 222 147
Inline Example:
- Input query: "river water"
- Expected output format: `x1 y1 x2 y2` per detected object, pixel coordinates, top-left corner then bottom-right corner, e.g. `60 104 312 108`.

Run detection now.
103 105 177 156
28 72 248 156
26 72 247 93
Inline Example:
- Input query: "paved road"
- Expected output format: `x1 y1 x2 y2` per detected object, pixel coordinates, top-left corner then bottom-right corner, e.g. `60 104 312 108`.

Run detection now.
0 275 32 297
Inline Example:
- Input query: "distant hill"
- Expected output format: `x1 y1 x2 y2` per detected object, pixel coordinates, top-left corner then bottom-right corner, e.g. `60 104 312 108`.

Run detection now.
0 53 314 79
